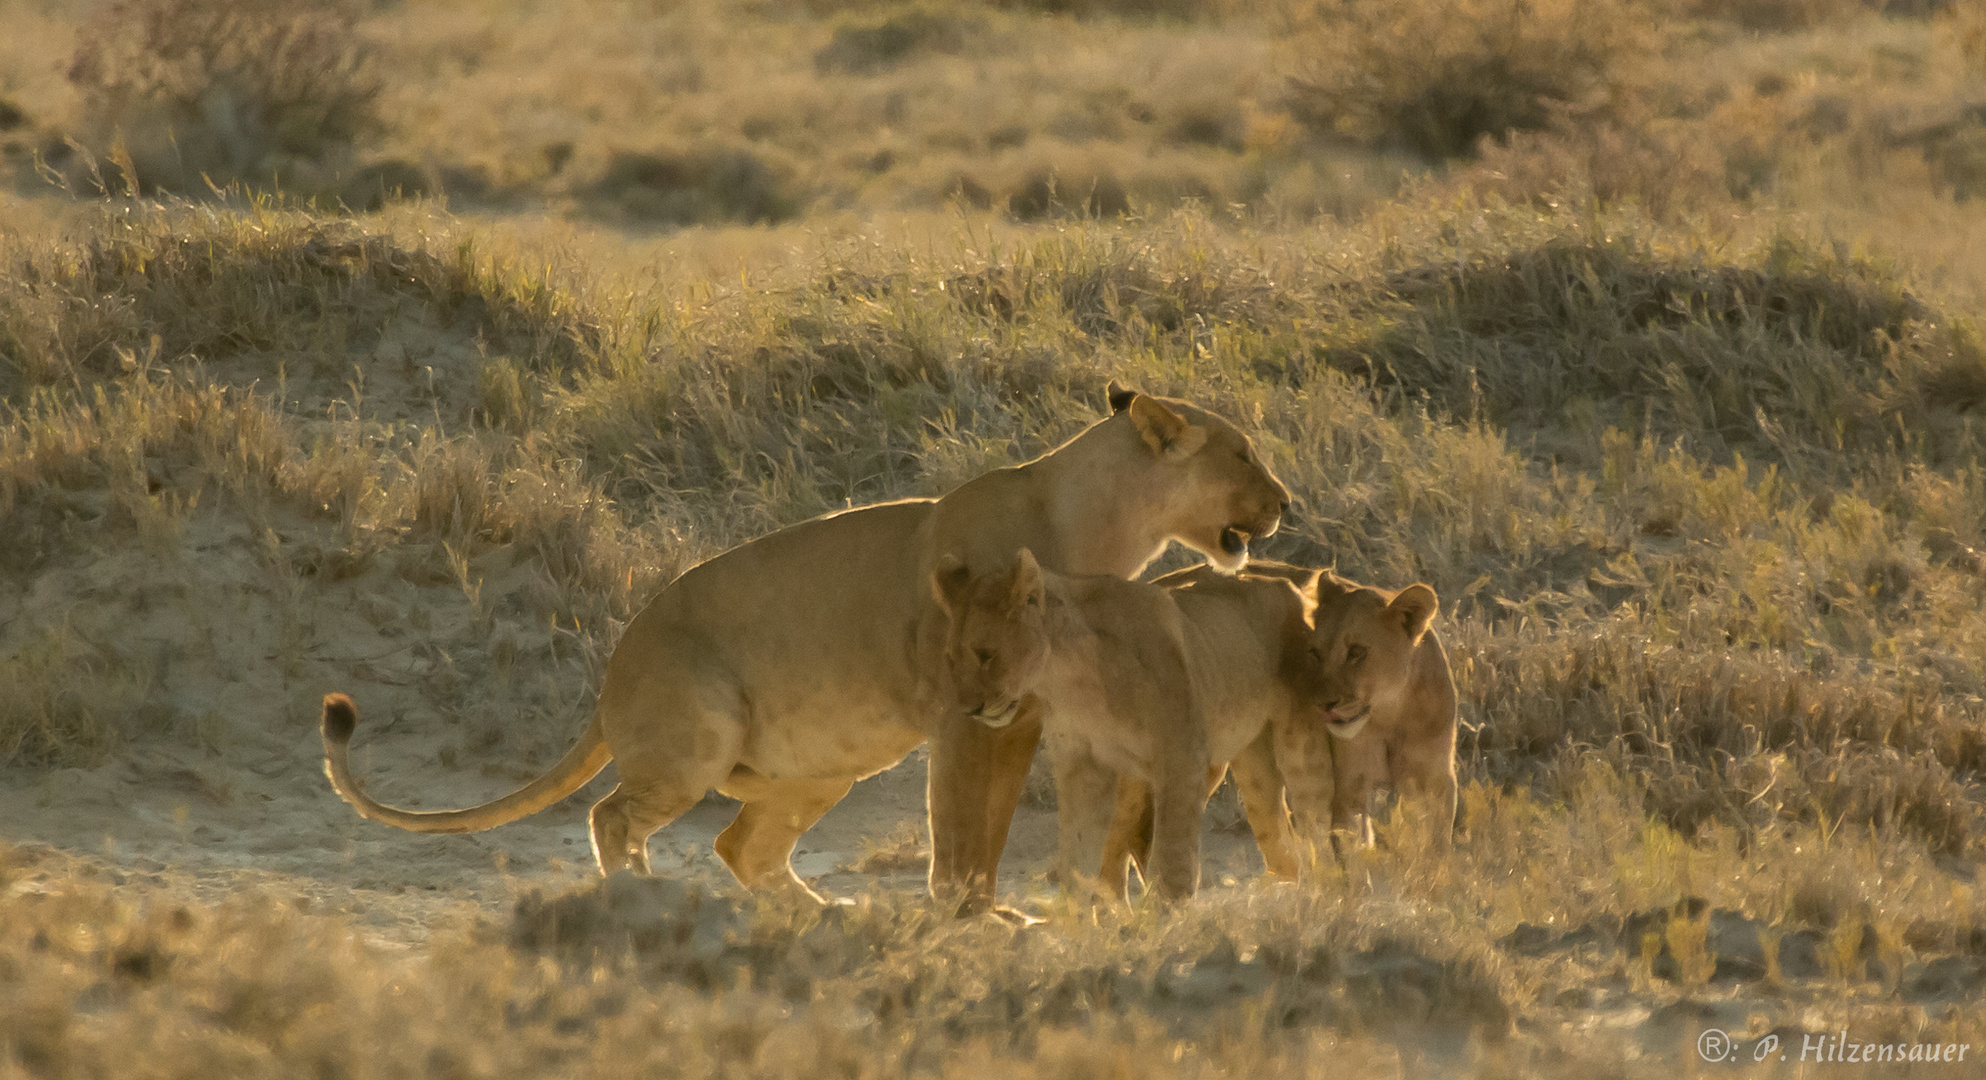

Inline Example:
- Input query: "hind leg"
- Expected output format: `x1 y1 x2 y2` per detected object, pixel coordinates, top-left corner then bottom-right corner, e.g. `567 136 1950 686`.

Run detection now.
588 645 745 877
590 782 711 876
713 773 856 902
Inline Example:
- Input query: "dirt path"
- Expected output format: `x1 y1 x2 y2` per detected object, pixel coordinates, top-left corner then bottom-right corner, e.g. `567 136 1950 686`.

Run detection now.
0 708 1276 944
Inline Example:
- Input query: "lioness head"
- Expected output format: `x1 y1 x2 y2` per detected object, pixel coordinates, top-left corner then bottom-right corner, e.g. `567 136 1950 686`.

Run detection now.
1287 573 1439 741
930 549 1052 729
1108 381 1289 572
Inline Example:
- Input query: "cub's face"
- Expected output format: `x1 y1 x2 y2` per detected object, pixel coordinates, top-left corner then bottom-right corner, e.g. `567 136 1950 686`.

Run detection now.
930 551 1052 729
1117 391 1290 572
1286 576 1438 741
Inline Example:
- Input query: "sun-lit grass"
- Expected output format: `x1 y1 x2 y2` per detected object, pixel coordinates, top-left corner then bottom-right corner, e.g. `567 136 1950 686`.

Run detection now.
2 0 1986 1073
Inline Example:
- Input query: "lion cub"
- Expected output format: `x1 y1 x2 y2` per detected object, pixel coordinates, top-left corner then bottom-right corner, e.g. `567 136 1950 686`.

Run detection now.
929 549 1315 902
1204 562 1456 850
1301 569 1457 848
1120 561 1457 873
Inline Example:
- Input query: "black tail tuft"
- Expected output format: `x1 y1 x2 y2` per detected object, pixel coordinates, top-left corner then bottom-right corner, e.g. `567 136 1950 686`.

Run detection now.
321 693 358 745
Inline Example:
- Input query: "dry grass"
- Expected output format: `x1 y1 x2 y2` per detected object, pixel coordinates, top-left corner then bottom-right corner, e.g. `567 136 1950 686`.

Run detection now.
2 771 1981 1076
1 0 1985 1073
62 0 381 195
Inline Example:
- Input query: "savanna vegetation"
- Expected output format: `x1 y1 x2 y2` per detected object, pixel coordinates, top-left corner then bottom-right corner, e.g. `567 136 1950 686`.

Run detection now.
2 0 1985 1075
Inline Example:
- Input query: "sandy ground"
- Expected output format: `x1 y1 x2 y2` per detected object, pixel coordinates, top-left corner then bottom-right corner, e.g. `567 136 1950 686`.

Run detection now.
0 715 1274 943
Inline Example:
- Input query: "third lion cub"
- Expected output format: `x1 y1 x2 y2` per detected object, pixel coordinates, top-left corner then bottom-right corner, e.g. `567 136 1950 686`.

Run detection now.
1165 561 1459 854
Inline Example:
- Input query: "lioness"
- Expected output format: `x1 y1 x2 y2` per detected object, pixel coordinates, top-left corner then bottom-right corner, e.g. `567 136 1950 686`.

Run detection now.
322 383 1287 909
929 548 1316 902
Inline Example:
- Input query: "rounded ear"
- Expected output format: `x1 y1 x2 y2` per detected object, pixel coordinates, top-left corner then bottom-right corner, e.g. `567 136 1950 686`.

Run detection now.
1106 380 1138 413
1010 548 1047 610
931 555 972 614
1388 584 1439 643
1128 394 1206 458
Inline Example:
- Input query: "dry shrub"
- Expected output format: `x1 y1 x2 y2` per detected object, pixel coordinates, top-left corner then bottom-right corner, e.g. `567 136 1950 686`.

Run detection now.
587 147 798 226
1666 0 1884 30
0 213 595 401
64 0 381 194
1282 0 1651 160
1329 234 1966 464
0 625 152 765
814 3 990 74
1949 2 1986 73
985 0 1233 16
1447 115 1733 221
1006 167 1131 219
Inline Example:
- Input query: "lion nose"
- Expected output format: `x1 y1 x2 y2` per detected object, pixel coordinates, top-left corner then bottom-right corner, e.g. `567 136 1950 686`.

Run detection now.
1279 499 1292 518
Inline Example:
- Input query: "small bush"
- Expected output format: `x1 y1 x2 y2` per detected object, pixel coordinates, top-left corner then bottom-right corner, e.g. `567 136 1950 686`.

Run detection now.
985 0 1233 17
1282 0 1648 160
1007 167 1130 219
814 4 989 74
1665 0 1880 31
341 158 437 212
64 0 381 194
1446 112 1733 220
1949 3 1986 73
589 147 799 226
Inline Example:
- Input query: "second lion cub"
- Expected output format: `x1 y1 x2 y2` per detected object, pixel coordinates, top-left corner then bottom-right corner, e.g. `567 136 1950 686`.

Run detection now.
929 548 1319 902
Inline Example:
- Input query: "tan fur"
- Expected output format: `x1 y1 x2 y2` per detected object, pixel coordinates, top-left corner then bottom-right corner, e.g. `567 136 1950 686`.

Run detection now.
1280 566 1458 854
322 384 1286 908
1104 560 1458 881
930 551 1313 903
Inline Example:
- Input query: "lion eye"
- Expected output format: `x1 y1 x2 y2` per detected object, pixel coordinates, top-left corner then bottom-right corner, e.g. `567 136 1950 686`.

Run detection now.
1346 644 1367 663
973 648 994 667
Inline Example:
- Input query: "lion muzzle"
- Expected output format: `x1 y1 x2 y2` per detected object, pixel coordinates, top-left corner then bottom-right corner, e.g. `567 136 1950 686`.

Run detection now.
970 699 1023 729
1324 706 1370 741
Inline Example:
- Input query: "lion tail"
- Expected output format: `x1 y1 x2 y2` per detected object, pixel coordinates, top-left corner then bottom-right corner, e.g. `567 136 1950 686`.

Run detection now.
320 693 611 834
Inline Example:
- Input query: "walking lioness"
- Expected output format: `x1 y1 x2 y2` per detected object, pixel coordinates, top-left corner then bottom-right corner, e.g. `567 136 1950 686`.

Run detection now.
323 383 1287 910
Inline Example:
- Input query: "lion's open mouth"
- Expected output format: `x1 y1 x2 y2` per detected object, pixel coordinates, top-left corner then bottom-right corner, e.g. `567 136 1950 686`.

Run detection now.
971 699 1023 729
1324 706 1370 741
1219 527 1250 557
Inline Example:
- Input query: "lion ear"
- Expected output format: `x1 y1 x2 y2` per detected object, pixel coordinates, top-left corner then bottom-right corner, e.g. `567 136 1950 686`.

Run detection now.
1389 584 1439 643
1010 548 1047 611
1128 394 1207 458
1296 570 1322 623
931 555 972 614
1106 380 1138 414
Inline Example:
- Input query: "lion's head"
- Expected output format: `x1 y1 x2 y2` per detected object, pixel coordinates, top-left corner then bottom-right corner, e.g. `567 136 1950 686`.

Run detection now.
930 549 1053 729
1285 572 1439 741
1107 383 1289 572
